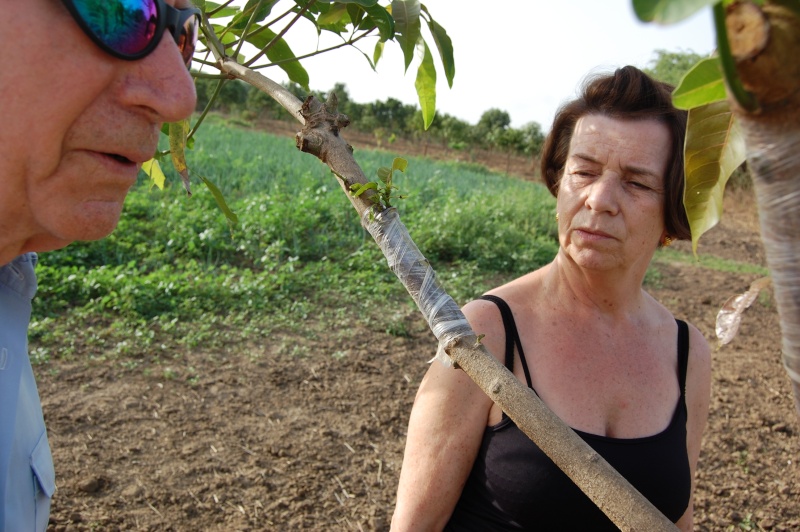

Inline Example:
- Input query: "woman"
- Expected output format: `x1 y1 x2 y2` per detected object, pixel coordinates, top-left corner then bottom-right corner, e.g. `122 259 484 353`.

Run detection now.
391 66 712 531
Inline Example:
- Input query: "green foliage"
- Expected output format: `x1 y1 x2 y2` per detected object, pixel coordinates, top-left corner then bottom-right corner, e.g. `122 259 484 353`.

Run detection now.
636 4 754 254
351 157 409 208
473 108 511 152
392 0 422 71
633 0 716 24
665 43 747 255
644 48 706 86
415 42 437 130
32 123 559 359
684 100 747 254
671 57 726 109
198 1 453 128
654 248 769 276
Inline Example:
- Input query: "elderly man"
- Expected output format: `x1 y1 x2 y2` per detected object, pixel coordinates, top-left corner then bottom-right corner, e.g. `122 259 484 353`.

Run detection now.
0 1 198 529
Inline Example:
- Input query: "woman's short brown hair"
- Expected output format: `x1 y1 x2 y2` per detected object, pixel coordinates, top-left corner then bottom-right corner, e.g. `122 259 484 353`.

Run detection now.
540 66 690 241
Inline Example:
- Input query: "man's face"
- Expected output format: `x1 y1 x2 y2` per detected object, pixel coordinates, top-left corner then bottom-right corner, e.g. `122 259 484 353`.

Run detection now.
0 0 197 256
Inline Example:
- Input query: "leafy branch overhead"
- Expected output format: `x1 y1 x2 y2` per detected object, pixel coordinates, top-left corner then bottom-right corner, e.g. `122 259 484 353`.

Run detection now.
198 0 454 130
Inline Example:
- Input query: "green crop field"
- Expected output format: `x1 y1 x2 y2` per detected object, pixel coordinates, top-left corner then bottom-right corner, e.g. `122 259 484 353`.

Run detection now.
29 117 559 364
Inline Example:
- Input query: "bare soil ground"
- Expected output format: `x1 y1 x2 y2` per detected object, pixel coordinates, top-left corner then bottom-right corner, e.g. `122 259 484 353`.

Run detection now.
38 130 799 531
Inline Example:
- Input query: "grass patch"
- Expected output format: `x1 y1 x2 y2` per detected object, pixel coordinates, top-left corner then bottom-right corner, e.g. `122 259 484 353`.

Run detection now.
654 248 769 276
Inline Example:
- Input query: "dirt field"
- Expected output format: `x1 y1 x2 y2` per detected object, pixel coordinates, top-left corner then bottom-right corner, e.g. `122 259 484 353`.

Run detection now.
37 133 799 530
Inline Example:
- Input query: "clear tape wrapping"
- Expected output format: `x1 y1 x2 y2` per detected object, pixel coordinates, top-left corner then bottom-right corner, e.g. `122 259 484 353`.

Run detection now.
362 207 474 366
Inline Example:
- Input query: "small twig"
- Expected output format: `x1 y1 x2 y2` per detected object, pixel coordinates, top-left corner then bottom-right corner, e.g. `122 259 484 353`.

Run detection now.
146 500 163 518
187 490 202 505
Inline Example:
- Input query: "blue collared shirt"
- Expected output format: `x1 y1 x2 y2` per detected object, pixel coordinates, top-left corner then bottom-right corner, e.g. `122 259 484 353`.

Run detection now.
0 253 55 532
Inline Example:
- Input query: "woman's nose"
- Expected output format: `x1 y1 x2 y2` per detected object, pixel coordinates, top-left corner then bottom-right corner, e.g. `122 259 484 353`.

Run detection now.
585 173 621 215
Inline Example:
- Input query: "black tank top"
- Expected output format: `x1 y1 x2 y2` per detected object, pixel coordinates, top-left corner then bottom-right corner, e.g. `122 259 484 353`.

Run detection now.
446 295 691 531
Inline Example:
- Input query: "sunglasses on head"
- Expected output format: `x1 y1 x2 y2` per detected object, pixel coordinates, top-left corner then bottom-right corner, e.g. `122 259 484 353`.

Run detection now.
61 0 201 68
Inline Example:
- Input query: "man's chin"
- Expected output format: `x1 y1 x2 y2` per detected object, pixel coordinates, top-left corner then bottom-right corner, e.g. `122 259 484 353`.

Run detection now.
77 202 125 238
43 205 124 248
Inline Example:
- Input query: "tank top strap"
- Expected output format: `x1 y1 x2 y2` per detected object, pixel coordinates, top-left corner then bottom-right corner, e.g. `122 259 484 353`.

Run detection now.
676 319 689 397
479 295 533 388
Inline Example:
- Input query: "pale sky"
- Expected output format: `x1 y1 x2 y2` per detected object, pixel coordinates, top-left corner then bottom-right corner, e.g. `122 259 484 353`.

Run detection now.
228 0 716 129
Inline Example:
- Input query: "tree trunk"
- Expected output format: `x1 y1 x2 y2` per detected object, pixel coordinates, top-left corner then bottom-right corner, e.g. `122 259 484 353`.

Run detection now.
727 1 800 416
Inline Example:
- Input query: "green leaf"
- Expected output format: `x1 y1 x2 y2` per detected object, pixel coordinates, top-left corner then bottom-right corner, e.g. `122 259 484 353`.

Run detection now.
346 3 366 27
240 25 310 90
141 159 166 190
229 0 278 31
197 174 239 226
362 3 395 41
683 100 747 254
672 57 727 110
421 6 455 88
392 157 408 173
392 0 421 72
632 0 715 24
334 0 379 7
377 167 392 182
373 40 385 67
168 120 192 196
204 2 240 18
351 182 378 197
318 3 350 29
415 42 436 130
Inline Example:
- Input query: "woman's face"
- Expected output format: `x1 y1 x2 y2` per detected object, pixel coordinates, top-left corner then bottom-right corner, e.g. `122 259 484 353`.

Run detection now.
556 113 670 274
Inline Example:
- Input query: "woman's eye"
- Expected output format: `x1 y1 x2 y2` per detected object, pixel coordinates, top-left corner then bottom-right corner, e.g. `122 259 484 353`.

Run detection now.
629 181 650 190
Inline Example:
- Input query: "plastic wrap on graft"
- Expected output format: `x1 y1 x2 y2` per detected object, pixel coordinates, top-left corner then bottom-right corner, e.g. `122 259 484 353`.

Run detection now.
363 207 474 366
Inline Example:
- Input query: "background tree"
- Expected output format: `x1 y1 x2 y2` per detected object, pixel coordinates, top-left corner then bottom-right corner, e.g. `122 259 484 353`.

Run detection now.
519 120 546 172
474 107 512 152
644 48 706 85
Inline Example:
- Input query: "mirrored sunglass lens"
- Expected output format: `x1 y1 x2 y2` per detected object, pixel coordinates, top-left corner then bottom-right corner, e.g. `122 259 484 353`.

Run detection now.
73 0 158 55
179 15 199 66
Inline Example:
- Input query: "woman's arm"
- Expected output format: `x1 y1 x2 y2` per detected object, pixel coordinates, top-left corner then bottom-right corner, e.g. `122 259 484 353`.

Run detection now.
675 322 712 531
391 300 505 531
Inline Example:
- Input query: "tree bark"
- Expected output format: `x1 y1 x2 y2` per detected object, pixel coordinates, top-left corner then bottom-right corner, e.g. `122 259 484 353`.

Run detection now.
727 1 800 417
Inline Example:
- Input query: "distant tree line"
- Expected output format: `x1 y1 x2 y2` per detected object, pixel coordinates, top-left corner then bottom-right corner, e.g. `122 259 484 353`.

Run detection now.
194 77 546 164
